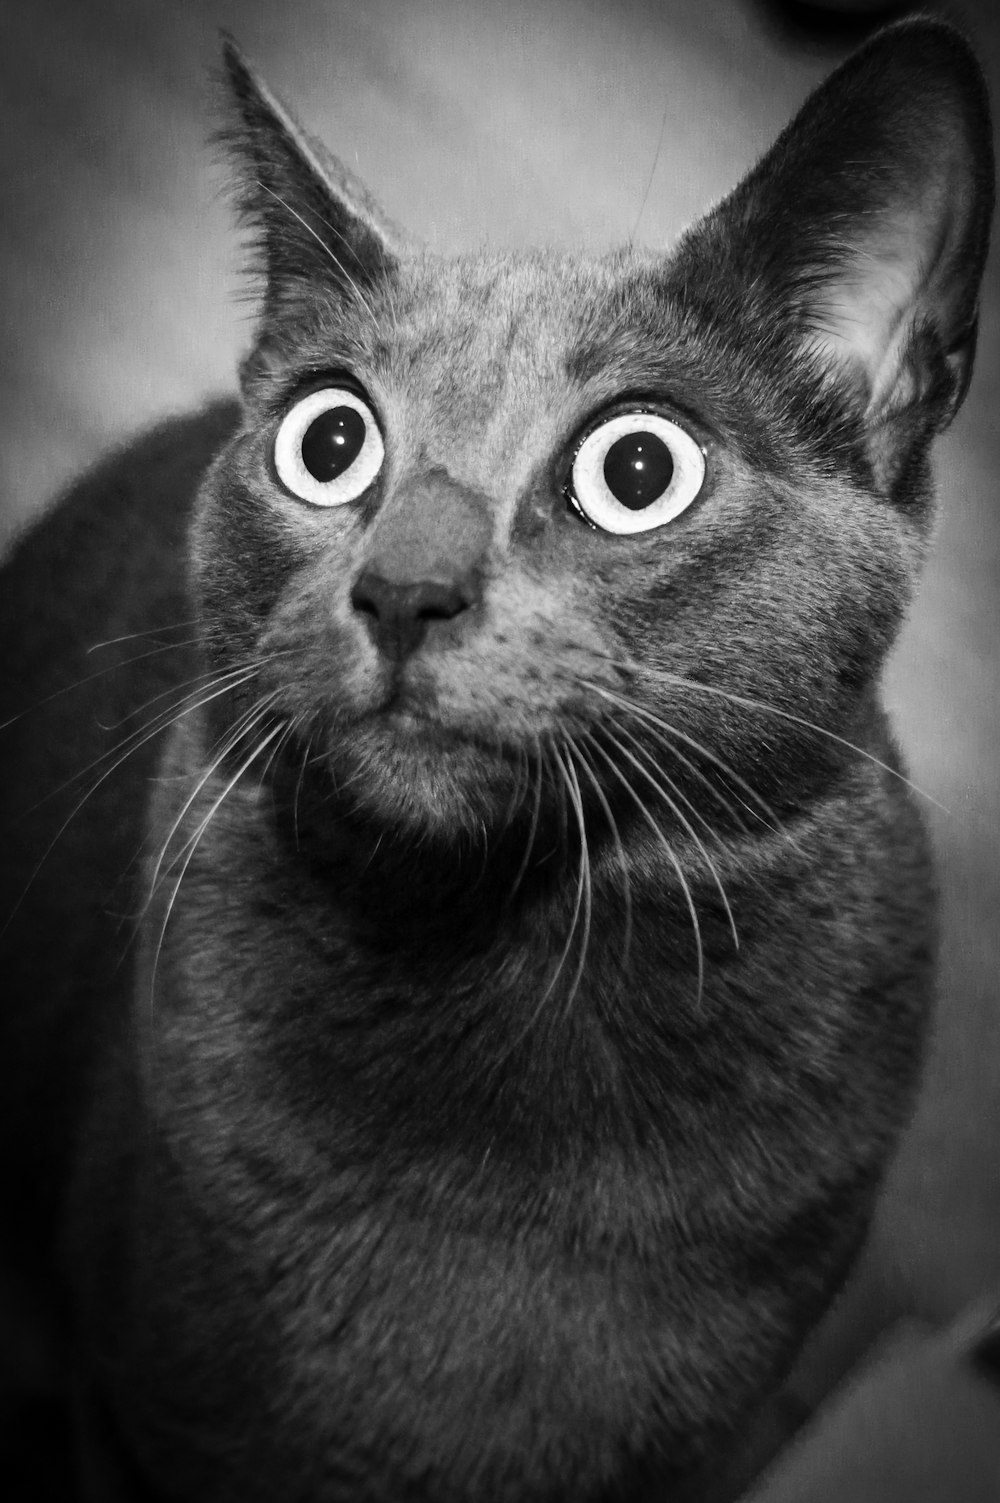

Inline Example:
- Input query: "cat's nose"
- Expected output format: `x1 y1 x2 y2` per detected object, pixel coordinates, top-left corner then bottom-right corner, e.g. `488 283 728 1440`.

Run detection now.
350 571 474 661
351 470 492 662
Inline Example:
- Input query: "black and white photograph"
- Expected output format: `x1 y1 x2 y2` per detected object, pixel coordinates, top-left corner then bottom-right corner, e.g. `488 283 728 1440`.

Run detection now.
2 1 999 1498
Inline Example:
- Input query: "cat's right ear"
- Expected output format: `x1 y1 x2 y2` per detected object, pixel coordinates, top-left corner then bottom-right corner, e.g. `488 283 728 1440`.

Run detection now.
673 20 994 476
218 37 407 374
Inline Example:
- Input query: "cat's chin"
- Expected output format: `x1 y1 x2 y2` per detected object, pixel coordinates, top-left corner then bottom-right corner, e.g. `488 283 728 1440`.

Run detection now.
320 710 528 839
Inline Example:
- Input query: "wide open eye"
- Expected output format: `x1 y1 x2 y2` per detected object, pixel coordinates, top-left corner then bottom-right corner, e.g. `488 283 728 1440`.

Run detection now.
274 387 384 506
568 411 705 534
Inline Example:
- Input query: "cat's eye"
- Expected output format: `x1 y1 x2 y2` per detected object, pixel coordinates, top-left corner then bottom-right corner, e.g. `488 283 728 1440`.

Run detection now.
568 411 705 534
274 388 384 506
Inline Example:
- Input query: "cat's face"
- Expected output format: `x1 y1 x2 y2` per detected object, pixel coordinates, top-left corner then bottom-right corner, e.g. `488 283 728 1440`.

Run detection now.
195 251 898 836
193 24 992 840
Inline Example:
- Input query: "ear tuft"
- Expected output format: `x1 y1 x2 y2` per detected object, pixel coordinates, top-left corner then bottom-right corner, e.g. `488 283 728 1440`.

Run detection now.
216 35 408 331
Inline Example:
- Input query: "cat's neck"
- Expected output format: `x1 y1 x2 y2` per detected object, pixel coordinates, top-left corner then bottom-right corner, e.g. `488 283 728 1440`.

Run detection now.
139 707 890 1162
139 712 734 1152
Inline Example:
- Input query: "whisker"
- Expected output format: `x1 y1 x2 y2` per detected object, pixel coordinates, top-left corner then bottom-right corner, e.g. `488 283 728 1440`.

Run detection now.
97 659 248 733
505 734 546 905
586 681 790 840
1 666 263 941
604 715 776 891
258 183 379 329
583 684 760 840
555 740 593 1023
148 690 283 895
310 201 388 288
292 724 315 851
146 719 286 1017
258 711 298 796
498 739 528 840
631 727 758 841
116 696 282 961
603 659 947 813
586 731 705 1005
501 741 588 1056
28 664 263 816
677 678 950 813
596 722 738 952
0 635 205 734
158 704 282 885
605 715 720 843
573 733 633 974
85 619 205 653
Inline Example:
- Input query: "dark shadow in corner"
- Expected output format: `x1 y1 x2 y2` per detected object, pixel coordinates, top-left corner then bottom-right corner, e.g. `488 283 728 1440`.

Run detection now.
748 0 918 57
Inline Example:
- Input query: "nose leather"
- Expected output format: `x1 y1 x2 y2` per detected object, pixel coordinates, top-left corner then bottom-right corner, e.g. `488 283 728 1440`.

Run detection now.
350 573 472 660
351 471 492 662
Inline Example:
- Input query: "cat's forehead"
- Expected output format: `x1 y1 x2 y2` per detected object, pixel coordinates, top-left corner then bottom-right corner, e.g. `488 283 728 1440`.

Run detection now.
262 251 667 489
284 245 704 415
389 251 630 376
398 255 658 475
368 249 691 448
264 243 779 494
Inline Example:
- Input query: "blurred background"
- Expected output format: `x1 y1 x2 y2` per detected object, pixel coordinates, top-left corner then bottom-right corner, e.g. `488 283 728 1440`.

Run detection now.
0 0 997 1400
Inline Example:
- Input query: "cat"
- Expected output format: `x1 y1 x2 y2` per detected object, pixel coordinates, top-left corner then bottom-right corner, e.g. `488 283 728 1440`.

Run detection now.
0 15 993 1502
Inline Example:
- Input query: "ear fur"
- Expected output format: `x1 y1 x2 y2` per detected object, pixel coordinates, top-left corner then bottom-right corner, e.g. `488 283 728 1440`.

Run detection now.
675 19 994 464
218 36 407 336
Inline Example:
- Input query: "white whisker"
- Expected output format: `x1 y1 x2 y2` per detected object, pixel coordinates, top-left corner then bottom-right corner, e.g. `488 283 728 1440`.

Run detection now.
501 740 587 1057
587 731 705 1005
555 741 593 1022
258 183 379 329
1 666 264 941
85 619 205 653
597 722 738 951
148 691 283 896
573 733 633 974
601 658 946 813
146 720 286 1022
292 725 315 851
586 681 791 841
0 635 204 734
505 734 546 905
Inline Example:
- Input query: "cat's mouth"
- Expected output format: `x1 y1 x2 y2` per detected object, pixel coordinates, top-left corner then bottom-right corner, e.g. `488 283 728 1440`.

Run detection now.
375 676 434 721
359 664 518 748
289 666 546 835
357 677 456 740
260 637 608 835
364 690 513 759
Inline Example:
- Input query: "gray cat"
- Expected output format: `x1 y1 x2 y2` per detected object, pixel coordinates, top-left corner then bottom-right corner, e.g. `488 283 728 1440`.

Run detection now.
0 18 993 1502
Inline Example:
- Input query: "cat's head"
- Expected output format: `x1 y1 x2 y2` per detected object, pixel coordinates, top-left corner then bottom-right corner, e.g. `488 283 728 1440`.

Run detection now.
193 21 992 850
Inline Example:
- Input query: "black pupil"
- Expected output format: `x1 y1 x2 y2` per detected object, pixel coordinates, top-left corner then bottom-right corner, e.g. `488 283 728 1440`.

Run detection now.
603 431 674 510
301 405 367 482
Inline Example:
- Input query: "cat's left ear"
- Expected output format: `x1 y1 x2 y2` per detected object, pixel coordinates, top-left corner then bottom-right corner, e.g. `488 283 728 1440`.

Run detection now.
218 37 407 342
677 19 993 449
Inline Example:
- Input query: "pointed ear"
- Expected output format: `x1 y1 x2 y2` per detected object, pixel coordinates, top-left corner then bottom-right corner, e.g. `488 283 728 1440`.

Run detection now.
676 20 994 460
217 36 408 334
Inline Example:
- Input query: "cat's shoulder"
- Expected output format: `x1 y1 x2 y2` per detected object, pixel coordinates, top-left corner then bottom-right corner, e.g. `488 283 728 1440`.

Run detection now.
0 398 241 793
1 398 240 587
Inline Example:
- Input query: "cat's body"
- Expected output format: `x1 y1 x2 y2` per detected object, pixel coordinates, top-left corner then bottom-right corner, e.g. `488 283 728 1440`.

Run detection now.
0 20 993 1503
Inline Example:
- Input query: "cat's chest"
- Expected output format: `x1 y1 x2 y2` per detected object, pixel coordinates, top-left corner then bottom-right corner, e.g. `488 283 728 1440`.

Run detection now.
137 725 918 1176
119 1080 771 1502
106 730 930 1496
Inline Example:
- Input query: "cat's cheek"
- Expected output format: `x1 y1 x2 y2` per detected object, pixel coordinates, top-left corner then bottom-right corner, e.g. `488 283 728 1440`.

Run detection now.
254 568 391 724
192 465 357 658
263 627 390 725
